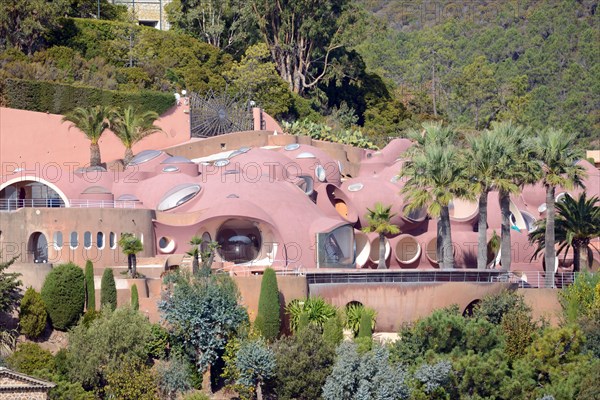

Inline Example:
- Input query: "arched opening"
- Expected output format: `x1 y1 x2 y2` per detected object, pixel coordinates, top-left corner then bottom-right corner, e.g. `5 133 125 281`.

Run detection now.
28 232 48 263
217 219 262 264
395 235 422 266
345 300 363 309
0 177 68 210
463 299 481 317
368 236 391 264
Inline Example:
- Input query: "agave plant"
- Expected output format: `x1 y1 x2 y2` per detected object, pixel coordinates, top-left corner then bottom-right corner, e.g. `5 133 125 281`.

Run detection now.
285 297 337 332
344 303 377 337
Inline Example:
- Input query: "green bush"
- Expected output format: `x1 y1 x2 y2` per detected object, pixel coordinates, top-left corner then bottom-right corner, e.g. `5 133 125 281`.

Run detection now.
131 284 139 311
41 263 85 331
344 303 377 337
146 324 170 360
322 314 344 347
19 287 47 339
254 268 281 341
84 260 95 311
4 78 174 115
358 312 373 339
101 268 117 311
7 343 55 375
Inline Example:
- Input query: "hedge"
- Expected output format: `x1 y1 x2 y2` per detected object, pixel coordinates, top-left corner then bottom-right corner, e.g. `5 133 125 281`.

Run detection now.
4 78 175 115
41 263 85 331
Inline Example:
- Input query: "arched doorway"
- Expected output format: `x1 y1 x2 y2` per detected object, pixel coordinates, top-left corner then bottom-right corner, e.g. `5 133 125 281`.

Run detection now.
0 177 68 210
28 232 49 263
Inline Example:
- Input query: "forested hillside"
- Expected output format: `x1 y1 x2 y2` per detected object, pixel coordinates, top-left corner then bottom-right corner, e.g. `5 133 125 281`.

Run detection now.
0 0 597 146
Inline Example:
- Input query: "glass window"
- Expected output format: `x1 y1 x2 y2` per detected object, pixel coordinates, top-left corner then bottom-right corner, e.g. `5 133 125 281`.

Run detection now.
157 184 201 211
84 231 92 249
53 232 63 249
97 232 104 249
317 225 354 267
109 232 116 249
216 220 262 264
70 232 78 249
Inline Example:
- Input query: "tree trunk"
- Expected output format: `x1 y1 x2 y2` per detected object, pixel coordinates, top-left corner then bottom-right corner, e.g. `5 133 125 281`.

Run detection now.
90 142 101 167
132 254 137 278
432 61 437 118
440 206 454 269
579 245 590 272
378 233 386 269
477 191 489 269
573 244 581 273
544 186 556 288
124 147 134 164
436 219 443 269
499 190 512 271
127 253 133 275
192 255 199 275
202 365 212 394
256 382 264 400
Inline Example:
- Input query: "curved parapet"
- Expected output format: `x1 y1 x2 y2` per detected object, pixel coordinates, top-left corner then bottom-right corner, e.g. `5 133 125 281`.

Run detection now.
393 234 422 268
368 234 391 265
354 230 371 268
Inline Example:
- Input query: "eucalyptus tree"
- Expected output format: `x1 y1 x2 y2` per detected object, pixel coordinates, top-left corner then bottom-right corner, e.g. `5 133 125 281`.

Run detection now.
529 193 599 272
362 203 400 269
530 129 585 287
62 106 113 168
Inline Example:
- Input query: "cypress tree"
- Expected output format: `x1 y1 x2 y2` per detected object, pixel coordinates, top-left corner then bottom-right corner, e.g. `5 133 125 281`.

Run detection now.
84 260 95 311
254 268 281 341
323 315 344 346
100 268 117 311
131 284 139 311
358 311 373 338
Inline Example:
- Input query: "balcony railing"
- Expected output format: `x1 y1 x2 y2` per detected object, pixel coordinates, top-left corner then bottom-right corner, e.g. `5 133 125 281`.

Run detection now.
0 198 141 211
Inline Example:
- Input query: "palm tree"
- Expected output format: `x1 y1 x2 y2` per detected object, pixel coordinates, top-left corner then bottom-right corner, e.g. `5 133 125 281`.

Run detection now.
467 129 517 269
62 106 113 167
362 203 400 269
187 236 203 275
401 144 471 269
405 120 457 154
110 106 163 164
118 232 143 278
529 192 600 272
489 122 539 271
530 128 586 287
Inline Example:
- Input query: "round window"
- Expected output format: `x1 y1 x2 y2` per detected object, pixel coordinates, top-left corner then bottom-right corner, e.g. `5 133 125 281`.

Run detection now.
216 220 262 264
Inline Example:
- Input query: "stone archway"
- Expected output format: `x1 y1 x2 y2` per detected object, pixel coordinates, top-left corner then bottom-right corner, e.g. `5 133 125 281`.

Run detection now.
28 232 48 263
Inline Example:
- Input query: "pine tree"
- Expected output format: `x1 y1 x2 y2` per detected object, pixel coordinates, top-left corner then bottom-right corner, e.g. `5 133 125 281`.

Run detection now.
100 268 117 311
254 268 281 341
85 260 95 311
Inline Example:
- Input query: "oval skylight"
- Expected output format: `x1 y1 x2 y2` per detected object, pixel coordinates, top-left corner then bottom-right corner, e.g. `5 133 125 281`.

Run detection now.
238 146 251 153
81 185 111 194
285 143 300 151
296 152 316 159
128 150 162 166
347 183 364 192
117 194 139 201
162 166 180 173
338 160 343 174
157 184 201 211
315 165 326 182
161 156 193 164
214 159 230 167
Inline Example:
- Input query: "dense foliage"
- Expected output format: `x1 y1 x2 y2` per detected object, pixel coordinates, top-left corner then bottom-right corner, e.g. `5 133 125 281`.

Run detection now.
40 262 85 330
19 287 47 339
0 255 21 315
84 260 95 311
100 268 117 310
131 283 139 311
254 268 281 341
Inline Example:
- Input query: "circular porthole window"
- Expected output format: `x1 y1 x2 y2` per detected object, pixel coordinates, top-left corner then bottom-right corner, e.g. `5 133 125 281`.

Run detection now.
347 183 364 192
315 165 326 182
163 166 180 173
158 236 175 253
214 159 230 167
157 184 202 211
285 143 300 151
128 150 162 166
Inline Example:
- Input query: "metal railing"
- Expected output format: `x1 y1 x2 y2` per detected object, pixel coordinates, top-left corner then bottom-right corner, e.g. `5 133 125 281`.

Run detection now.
304 270 506 285
0 198 141 211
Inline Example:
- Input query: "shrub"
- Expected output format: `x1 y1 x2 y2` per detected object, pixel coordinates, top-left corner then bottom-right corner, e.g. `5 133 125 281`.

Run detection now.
182 393 210 400
104 357 159 400
19 287 48 339
131 284 139 311
235 338 276 398
67 307 154 390
3 78 175 115
286 297 337 331
84 260 95 311
358 312 373 339
473 290 529 325
146 323 170 360
322 314 344 347
7 343 55 375
156 355 193 399
344 303 376 337
41 263 85 330
254 268 281 341
100 268 117 311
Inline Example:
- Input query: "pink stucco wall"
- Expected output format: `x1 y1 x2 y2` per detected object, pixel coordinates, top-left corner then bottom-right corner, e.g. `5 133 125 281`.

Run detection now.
0 105 191 170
